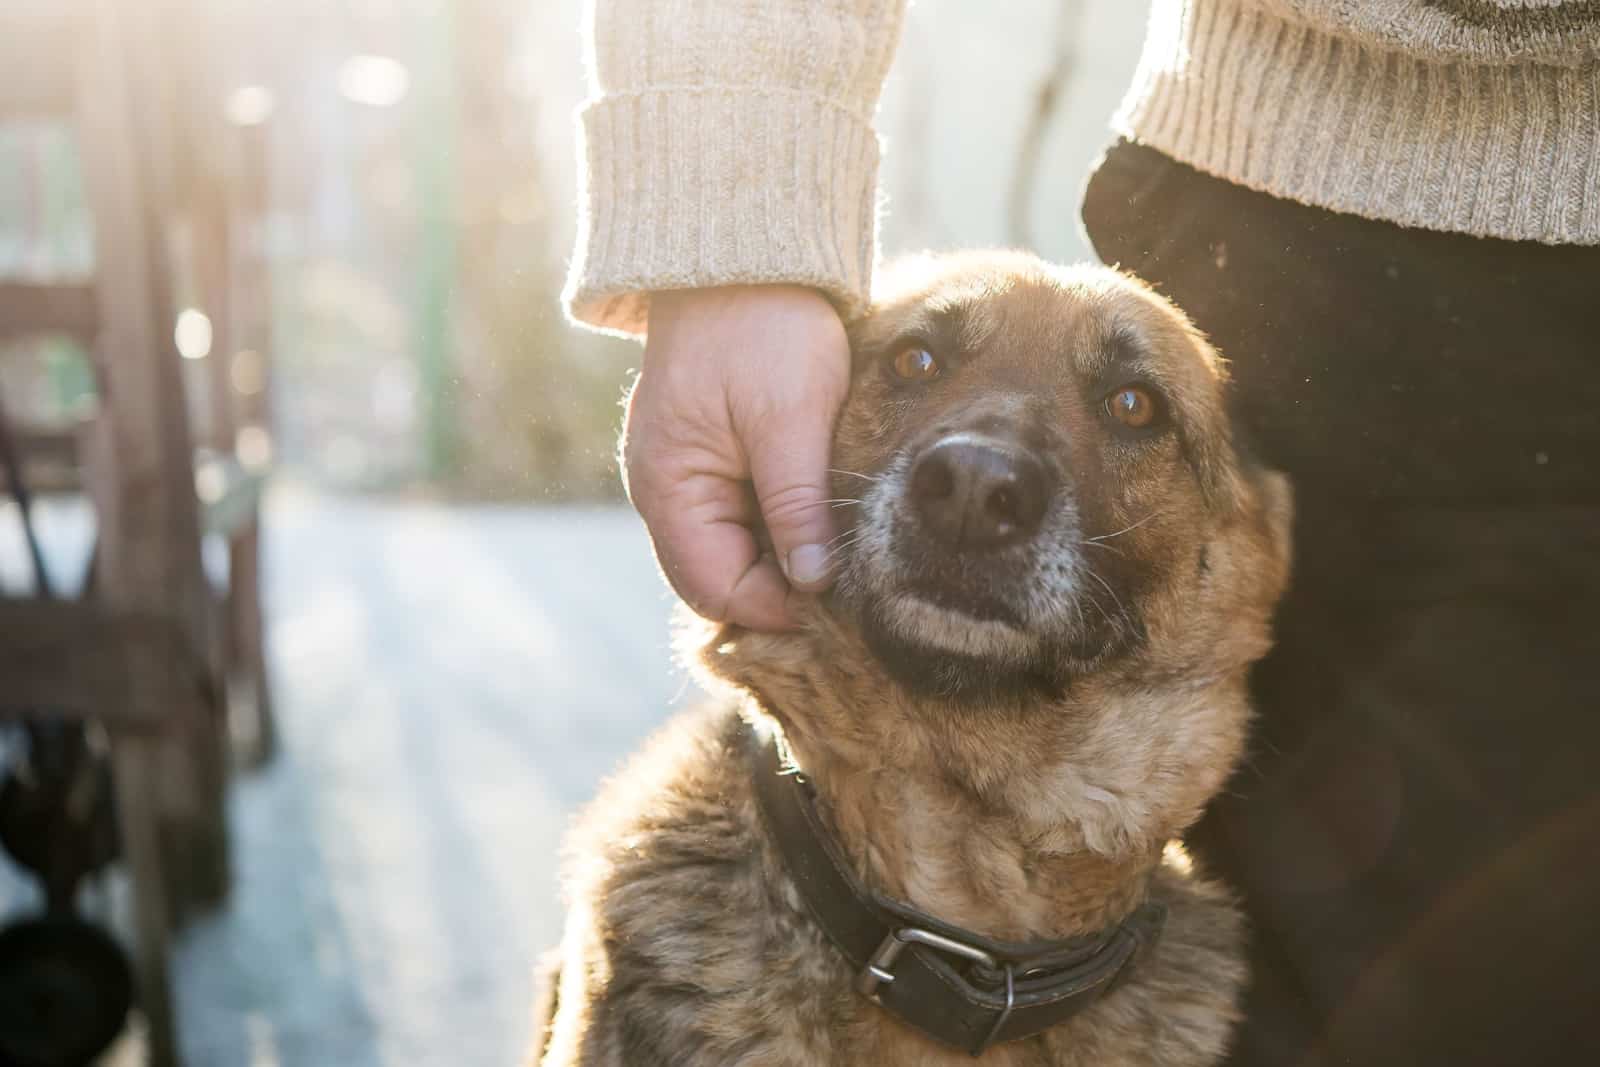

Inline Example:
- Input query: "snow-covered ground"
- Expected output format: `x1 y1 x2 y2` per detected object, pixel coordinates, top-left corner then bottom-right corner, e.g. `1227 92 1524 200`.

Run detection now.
1 491 696 1066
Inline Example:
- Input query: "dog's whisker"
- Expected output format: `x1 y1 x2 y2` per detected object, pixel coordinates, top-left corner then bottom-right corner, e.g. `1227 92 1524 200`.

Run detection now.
821 533 867 564
824 525 863 548
820 529 866 557
1080 585 1115 631
1078 539 1126 557
827 468 882 484
1082 565 1132 629
1086 510 1165 543
832 537 870 563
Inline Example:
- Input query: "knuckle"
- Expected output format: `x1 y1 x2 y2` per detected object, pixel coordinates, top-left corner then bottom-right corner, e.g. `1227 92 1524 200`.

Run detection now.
671 576 730 623
759 482 829 530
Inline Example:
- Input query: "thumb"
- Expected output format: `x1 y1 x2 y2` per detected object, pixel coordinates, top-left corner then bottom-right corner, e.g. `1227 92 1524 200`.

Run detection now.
747 409 838 592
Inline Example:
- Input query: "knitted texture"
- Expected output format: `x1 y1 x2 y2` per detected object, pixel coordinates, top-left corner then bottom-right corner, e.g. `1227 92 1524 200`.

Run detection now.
565 0 906 336
568 0 1600 336
1116 0 1600 245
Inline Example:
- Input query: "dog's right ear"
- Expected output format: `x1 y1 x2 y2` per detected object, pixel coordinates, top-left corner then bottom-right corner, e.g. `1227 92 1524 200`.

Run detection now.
1245 465 1295 601
1257 465 1293 551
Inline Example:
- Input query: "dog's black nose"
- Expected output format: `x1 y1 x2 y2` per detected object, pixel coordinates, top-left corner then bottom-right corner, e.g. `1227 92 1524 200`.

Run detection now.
909 439 1049 549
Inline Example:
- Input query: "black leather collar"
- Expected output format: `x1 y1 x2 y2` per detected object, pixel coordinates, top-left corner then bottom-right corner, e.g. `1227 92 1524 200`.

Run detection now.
748 721 1167 1057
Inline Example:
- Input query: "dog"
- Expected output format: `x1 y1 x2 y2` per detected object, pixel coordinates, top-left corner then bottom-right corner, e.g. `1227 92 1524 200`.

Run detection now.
533 251 1293 1065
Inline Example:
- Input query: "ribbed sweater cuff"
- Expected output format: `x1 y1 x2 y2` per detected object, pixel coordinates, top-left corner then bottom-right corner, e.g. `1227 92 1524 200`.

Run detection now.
1116 0 1600 245
564 88 881 337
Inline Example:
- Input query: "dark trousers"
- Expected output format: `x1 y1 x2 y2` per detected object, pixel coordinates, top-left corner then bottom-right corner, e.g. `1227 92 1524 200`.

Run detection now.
1083 141 1600 1067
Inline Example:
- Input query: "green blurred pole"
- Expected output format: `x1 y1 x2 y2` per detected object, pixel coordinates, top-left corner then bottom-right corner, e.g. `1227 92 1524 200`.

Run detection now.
414 1 458 480
46 134 92 413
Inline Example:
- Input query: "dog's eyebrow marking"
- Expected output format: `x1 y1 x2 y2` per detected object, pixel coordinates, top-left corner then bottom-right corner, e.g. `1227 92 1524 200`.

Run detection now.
1080 324 1150 381
952 301 998 353
899 298 995 359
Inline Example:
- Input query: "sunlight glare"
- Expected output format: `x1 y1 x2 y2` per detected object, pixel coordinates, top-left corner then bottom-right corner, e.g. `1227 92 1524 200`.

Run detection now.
232 348 265 395
224 85 276 126
337 55 410 108
238 426 274 470
175 308 213 360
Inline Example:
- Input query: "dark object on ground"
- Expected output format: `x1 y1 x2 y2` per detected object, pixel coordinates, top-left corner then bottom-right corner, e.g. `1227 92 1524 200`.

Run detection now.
0 401 132 1067
0 723 120 906
0 916 134 1067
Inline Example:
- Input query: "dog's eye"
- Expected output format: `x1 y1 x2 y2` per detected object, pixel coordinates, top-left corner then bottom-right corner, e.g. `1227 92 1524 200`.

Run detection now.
889 346 941 382
1105 385 1163 430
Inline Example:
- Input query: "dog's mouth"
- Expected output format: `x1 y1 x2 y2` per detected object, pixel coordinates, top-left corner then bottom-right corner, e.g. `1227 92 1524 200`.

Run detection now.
900 582 1023 626
830 437 1143 699
852 583 1057 701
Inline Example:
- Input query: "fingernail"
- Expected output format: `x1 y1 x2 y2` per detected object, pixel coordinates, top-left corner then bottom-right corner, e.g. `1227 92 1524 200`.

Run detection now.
786 544 831 587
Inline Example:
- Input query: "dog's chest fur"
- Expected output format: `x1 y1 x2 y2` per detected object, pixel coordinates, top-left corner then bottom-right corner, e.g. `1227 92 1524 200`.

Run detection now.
539 706 1245 1067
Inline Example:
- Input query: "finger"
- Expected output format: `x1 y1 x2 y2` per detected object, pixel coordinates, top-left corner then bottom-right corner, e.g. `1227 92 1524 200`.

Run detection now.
640 473 795 631
723 554 797 631
747 413 838 592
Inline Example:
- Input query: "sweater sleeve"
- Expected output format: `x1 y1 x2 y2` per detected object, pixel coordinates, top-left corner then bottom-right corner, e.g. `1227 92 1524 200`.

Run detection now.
564 0 908 336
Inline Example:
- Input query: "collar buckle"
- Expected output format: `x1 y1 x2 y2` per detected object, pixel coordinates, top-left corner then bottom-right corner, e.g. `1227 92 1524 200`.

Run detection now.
750 720 1162 1054
856 926 999 999
856 927 1017 1055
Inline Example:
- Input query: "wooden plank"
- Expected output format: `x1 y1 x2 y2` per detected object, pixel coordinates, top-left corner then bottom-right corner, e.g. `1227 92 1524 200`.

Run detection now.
0 420 86 493
0 282 99 343
2 433 267 534
4 421 80 469
0 15 80 116
0 600 202 732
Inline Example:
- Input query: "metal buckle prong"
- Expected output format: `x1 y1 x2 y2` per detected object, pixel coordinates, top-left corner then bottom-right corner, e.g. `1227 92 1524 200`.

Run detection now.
971 960 1016 1057
854 926 1000 999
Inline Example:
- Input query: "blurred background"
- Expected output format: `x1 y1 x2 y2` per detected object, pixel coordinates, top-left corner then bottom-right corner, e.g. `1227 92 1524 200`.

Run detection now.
0 1 1146 1064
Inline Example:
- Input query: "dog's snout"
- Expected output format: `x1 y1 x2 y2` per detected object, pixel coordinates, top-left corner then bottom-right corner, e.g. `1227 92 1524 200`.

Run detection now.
909 439 1049 549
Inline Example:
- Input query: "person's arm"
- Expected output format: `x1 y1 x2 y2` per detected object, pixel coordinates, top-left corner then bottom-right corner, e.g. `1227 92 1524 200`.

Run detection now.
565 0 907 336
566 1 906 631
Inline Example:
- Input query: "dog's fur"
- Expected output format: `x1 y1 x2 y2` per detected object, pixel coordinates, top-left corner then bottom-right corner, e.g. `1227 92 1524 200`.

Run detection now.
535 252 1293 1066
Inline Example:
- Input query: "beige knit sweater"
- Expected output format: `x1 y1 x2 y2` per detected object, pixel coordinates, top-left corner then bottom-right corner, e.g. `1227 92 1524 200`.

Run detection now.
567 0 1600 335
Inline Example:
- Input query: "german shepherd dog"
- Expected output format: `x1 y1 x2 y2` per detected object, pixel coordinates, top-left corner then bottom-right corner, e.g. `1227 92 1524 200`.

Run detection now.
534 252 1293 1065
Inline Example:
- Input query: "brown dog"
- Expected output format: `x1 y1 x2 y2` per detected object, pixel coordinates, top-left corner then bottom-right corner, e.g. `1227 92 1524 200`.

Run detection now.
534 252 1293 1065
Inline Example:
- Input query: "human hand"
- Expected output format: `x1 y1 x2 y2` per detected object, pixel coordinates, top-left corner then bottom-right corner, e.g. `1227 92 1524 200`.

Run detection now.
624 285 850 631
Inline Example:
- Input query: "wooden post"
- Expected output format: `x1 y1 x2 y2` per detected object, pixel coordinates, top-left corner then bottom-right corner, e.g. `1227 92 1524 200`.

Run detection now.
120 0 234 921
71 1 225 1059
109 737 179 1067
227 118 278 766
183 14 277 768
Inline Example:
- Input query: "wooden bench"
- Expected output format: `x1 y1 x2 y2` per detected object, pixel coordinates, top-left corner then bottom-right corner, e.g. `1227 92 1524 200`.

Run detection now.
1 4 278 1063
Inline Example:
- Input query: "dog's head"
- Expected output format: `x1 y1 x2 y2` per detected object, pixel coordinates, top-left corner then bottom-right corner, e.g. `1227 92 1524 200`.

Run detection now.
824 251 1292 702
690 252 1293 853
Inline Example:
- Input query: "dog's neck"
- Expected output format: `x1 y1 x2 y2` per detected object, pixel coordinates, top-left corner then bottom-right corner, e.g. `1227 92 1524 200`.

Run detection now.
695 608 1253 944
